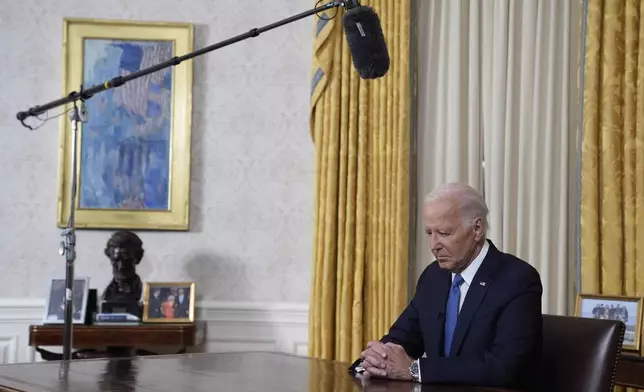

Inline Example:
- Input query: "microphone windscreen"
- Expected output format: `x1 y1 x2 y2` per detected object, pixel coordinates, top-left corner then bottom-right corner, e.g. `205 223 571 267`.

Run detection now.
342 6 390 79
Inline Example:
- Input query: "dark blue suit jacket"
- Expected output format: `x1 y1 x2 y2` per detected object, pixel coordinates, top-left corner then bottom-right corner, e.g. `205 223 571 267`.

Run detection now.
380 240 542 390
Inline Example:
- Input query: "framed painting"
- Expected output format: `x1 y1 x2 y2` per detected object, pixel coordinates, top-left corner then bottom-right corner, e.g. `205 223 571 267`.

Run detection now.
575 293 643 351
57 18 194 230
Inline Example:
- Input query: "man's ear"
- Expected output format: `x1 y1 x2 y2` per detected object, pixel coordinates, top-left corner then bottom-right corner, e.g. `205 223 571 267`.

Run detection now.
473 217 485 241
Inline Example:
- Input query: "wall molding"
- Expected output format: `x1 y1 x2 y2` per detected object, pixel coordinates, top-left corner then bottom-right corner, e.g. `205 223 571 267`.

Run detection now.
0 298 309 364
0 299 309 323
0 299 44 322
0 336 18 364
197 301 309 326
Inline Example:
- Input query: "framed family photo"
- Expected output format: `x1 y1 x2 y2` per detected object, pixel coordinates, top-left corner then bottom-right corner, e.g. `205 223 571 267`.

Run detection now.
57 18 194 230
142 281 195 323
575 293 643 351
43 277 90 324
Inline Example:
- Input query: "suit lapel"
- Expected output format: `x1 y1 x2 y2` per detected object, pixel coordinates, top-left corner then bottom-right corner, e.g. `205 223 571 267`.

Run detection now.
449 241 500 356
429 269 451 357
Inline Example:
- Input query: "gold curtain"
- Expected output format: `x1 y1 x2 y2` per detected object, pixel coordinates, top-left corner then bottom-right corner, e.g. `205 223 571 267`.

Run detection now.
581 1 644 391
308 0 412 363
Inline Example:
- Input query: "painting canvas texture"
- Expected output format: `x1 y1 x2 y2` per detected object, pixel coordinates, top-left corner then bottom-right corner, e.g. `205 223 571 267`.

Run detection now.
81 39 173 211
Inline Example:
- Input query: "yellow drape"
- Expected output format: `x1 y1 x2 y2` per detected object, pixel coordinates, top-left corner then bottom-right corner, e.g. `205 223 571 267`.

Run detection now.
308 0 412 363
581 1 644 391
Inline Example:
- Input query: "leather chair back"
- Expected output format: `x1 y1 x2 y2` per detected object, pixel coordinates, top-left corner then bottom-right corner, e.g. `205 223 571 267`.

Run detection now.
541 314 625 392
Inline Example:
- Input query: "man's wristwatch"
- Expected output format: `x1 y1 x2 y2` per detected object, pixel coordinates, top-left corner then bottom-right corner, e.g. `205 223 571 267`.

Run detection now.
409 359 420 382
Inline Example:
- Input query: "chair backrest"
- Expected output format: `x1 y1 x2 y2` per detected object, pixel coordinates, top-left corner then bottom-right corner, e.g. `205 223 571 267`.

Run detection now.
541 314 625 392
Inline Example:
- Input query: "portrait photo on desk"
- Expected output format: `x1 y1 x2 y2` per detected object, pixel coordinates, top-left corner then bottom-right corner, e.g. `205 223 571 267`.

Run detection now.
142 281 195 323
576 293 643 351
42 277 90 324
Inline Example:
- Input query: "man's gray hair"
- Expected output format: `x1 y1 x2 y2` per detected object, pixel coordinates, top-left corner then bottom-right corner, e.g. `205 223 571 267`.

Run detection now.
423 183 489 235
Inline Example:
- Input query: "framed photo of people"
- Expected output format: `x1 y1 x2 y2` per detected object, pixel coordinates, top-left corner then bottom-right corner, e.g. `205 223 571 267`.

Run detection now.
43 277 90 324
575 293 643 351
142 281 195 323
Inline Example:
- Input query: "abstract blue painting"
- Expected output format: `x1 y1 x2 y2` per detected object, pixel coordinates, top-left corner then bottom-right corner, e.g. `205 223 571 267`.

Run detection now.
80 39 174 210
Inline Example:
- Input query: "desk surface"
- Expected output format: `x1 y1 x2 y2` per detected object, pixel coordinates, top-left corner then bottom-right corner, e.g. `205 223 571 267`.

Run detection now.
0 352 516 392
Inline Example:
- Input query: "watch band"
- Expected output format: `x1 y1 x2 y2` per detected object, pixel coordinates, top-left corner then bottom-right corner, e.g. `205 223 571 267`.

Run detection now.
409 359 420 382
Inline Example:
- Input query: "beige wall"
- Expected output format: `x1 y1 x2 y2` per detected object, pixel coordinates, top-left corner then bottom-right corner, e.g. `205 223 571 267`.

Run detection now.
0 0 314 303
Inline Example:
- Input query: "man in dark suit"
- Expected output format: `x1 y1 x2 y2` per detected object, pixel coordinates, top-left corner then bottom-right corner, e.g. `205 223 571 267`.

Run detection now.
357 183 543 391
148 288 163 319
174 288 190 318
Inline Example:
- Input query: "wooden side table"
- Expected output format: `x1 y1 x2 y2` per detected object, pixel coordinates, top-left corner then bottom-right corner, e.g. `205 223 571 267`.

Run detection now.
29 322 206 360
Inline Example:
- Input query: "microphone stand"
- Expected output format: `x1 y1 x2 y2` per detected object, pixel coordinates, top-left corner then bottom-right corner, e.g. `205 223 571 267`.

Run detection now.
57 98 85 379
15 0 357 379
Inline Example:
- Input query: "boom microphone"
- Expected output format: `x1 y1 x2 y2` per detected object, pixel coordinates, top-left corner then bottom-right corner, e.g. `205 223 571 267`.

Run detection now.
342 5 390 79
16 0 389 128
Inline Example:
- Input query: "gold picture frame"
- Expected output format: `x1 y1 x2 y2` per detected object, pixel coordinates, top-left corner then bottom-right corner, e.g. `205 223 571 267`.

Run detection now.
57 18 194 230
575 293 643 351
142 281 196 323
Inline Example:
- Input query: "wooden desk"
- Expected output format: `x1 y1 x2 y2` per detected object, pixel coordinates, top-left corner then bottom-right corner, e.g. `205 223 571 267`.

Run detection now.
29 322 206 360
0 352 518 392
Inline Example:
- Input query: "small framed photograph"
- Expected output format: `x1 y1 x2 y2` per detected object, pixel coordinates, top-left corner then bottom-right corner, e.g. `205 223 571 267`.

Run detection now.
43 277 90 324
576 293 643 351
142 282 195 323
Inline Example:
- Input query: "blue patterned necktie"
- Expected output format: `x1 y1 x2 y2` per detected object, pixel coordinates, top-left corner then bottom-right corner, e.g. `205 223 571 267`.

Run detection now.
444 273 464 357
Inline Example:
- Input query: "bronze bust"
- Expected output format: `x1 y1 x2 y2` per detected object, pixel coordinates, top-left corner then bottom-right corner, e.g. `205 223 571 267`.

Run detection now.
101 230 144 303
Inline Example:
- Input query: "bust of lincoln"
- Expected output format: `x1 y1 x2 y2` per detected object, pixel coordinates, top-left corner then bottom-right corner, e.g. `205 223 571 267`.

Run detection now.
101 230 144 303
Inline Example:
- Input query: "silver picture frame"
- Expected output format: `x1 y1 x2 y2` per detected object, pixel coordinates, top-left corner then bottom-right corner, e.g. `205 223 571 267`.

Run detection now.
42 277 90 325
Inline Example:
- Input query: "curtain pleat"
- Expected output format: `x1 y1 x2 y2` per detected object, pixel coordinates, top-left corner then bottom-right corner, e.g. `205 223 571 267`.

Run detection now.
581 3 644 392
308 0 412 362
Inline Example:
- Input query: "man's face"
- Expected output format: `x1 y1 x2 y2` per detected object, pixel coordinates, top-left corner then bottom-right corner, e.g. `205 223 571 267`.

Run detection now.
422 199 483 273
107 245 137 278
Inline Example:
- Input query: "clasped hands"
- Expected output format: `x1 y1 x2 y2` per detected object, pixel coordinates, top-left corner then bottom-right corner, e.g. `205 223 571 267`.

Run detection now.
359 341 414 381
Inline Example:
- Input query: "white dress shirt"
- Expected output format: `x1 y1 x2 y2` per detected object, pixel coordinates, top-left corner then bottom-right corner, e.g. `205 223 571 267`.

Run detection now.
416 240 489 382
452 240 489 312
